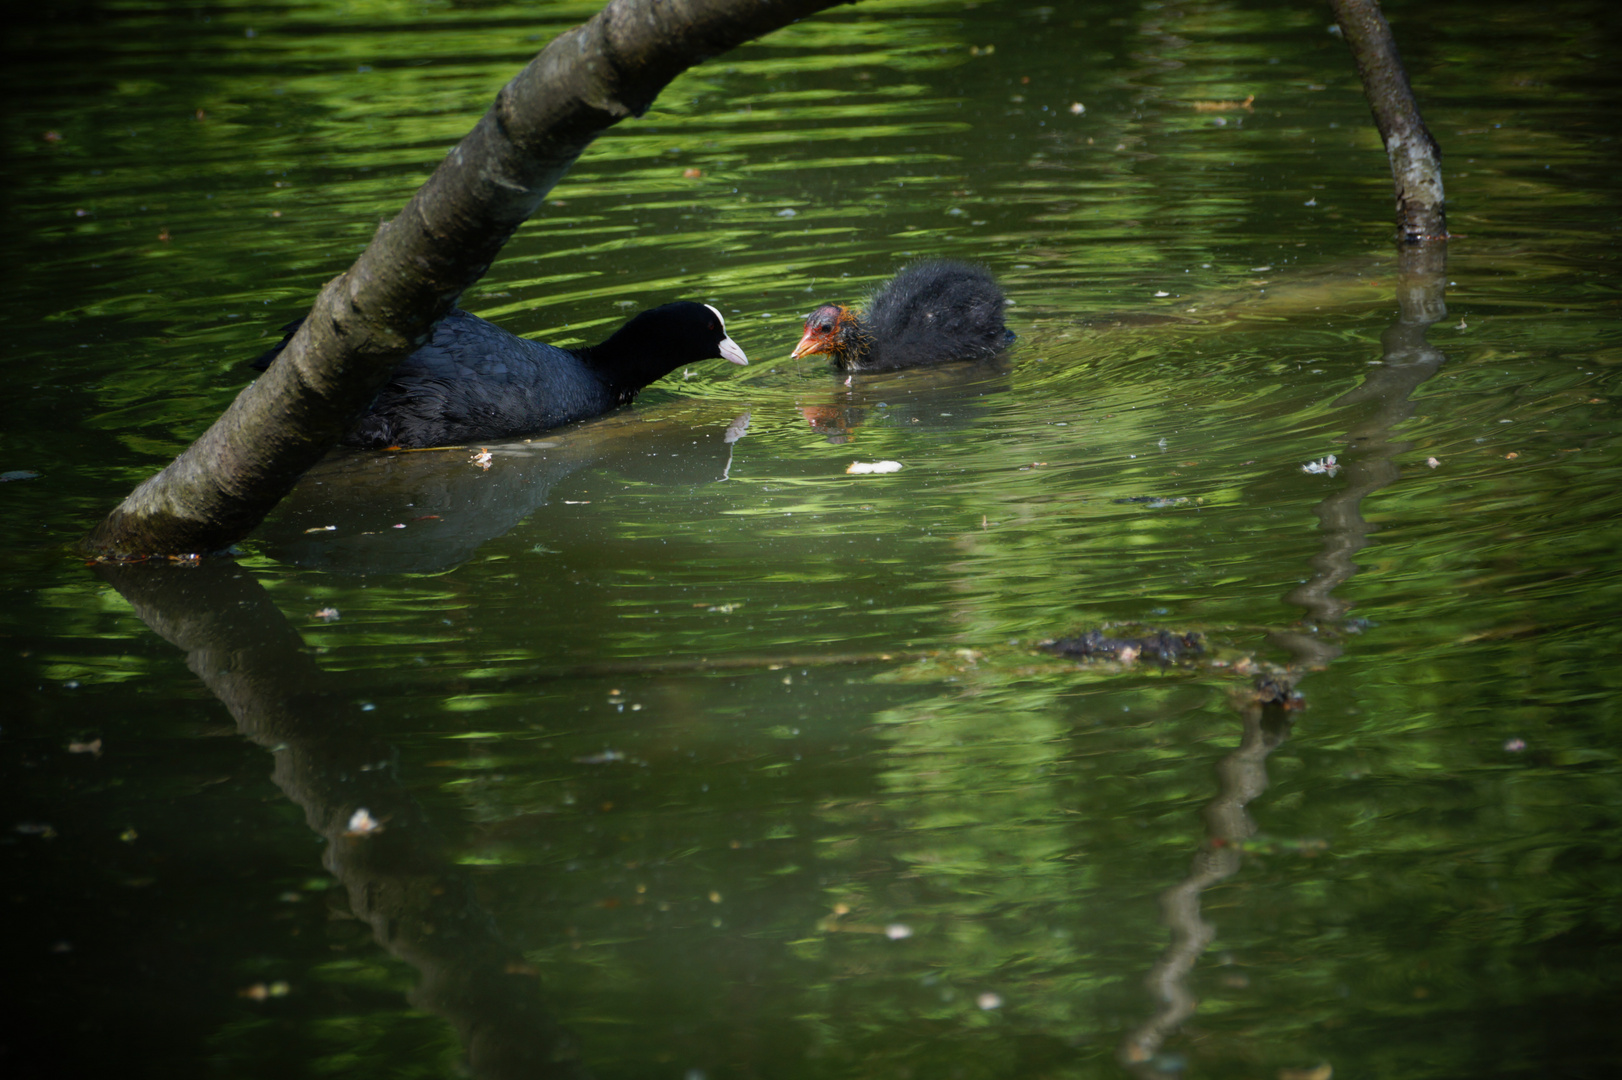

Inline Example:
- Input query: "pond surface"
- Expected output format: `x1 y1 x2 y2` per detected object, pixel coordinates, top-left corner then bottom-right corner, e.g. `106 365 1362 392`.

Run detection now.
4 1 1621 1077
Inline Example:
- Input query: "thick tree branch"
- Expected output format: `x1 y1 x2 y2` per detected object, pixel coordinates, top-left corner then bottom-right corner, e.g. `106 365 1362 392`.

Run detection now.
83 0 848 559
1330 0 1446 243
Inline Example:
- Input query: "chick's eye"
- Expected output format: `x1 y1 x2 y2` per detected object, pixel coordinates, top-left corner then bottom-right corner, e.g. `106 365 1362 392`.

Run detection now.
818 321 834 333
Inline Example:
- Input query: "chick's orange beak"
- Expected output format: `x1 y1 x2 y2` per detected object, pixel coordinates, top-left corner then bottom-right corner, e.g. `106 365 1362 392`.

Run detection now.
790 324 831 359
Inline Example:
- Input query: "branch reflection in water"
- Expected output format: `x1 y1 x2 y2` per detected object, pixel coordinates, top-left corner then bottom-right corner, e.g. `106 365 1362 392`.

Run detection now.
95 558 593 1079
1120 243 1449 1075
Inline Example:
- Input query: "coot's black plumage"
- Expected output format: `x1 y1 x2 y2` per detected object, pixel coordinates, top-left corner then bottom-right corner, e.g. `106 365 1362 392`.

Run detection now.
790 260 1013 372
253 301 747 449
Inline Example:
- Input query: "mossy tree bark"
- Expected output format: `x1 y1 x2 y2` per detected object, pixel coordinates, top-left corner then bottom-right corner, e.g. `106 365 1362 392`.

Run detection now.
1330 0 1446 243
83 0 849 560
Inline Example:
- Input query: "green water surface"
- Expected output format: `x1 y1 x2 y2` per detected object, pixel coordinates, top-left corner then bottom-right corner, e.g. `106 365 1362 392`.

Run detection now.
3 1 1620 1077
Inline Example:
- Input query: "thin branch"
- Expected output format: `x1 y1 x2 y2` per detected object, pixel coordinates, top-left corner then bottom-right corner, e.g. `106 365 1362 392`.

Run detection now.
1330 0 1446 242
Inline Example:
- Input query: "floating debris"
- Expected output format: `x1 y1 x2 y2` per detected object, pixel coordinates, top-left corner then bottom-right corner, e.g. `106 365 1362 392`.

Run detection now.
344 808 383 836
1301 454 1340 476
1277 1064 1332 1080
238 981 291 1001
1254 674 1304 710
1192 94 1255 112
847 460 903 475
1042 629 1205 663
1113 495 1192 509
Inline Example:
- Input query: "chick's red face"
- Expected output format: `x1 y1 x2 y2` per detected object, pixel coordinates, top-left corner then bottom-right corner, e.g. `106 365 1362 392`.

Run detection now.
790 304 851 359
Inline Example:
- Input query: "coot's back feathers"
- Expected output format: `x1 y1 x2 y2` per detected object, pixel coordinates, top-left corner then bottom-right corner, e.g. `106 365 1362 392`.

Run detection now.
792 260 1013 372
864 261 1014 370
254 301 747 449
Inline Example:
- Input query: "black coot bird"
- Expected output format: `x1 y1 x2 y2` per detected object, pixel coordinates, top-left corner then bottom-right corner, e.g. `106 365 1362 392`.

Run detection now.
254 302 748 449
790 260 1013 372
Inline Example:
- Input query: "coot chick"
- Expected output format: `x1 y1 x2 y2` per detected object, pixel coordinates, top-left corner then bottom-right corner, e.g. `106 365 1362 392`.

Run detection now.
254 301 748 449
790 260 1013 372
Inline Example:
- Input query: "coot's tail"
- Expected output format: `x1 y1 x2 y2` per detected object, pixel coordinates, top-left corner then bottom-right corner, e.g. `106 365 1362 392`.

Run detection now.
250 318 305 371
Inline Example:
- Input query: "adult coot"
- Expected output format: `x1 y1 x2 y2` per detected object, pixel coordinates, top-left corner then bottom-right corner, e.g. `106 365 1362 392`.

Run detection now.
790 260 1013 372
254 302 748 449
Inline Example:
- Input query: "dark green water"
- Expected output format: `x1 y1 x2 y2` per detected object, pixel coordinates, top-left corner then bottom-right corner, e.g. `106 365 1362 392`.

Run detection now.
4 1 1621 1077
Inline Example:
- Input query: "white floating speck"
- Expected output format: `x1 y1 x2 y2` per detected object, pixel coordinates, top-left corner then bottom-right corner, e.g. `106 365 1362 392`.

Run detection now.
847 460 903 475
1301 454 1340 477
